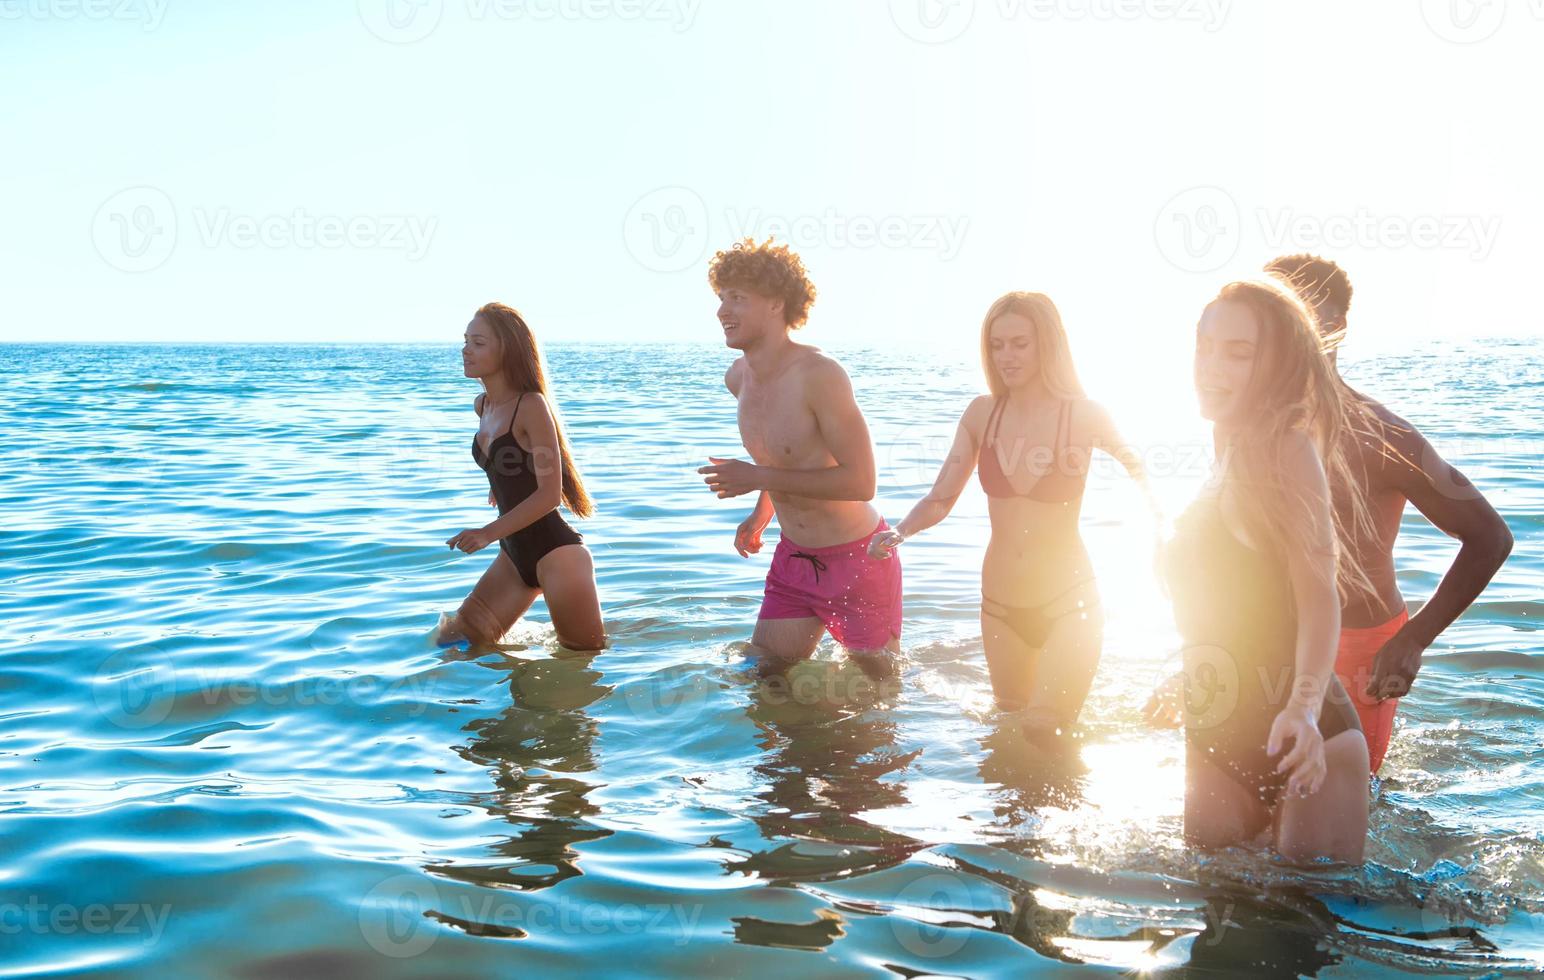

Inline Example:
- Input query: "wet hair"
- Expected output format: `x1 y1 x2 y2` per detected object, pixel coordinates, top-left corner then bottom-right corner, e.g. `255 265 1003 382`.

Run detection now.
978 291 1086 399
1207 279 1377 604
1265 253 1353 348
707 238 816 328
473 302 593 518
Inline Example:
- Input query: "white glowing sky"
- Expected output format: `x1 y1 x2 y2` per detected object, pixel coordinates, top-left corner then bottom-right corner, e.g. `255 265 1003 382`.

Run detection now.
3 0 1539 350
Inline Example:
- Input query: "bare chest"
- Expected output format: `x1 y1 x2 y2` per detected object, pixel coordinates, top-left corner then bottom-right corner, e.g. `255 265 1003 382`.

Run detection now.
736 375 819 466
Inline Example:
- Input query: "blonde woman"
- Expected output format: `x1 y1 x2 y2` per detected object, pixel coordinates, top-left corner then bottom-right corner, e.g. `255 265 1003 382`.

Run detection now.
1159 278 1374 862
870 292 1148 735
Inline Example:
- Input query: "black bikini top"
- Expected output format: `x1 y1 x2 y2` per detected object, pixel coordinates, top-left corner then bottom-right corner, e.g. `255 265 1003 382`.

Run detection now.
1164 493 1296 660
472 392 541 512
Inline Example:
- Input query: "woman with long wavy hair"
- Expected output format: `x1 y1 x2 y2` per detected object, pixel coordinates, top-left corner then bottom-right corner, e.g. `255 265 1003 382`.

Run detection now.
436 302 606 652
869 292 1149 738
1155 278 1373 862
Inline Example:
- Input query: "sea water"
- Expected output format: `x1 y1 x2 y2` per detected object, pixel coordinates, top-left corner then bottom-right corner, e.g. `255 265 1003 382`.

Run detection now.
0 340 1539 976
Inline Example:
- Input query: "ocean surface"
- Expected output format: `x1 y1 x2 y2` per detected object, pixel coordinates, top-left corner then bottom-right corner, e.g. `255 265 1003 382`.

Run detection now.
1 339 1540 978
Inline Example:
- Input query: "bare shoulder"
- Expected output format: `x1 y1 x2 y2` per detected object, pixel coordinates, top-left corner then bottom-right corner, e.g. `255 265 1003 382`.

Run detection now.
515 390 553 424
1367 397 1424 452
799 345 842 373
964 393 995 417
725 357 745 395
799 348 855 392
473 392 486 417
1346 389 1430 479
1078 396 1111 420
961 393 995 436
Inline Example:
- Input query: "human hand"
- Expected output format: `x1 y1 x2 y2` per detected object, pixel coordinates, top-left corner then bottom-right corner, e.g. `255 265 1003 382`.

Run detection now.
446 527 494 554
734 514 769 557
699 456 762 498
867 528 904 560
1267 705 1326 798
1366 629 1427 701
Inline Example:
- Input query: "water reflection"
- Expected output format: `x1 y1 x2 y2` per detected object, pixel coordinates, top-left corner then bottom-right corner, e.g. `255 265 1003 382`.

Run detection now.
1164 891 1339 978
730 909 846 952
435 650 612 892
730 661 923 884
977 714 1089 834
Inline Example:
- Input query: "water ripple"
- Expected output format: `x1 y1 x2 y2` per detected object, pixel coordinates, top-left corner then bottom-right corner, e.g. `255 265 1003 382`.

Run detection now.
1 340 1540 976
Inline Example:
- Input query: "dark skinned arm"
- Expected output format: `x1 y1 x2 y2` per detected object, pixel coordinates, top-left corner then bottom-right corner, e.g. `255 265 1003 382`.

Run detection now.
1367 414 1513 699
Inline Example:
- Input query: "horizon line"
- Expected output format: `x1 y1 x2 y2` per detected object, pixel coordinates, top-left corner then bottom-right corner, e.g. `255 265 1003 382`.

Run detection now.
3 333 1537 348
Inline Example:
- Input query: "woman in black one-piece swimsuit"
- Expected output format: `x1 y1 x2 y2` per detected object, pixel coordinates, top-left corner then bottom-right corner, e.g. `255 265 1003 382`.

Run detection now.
1154 278 1375 864
438 303 605 652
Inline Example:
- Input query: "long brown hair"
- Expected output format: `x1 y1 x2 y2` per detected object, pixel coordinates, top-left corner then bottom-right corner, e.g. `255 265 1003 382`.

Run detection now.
978 292 1086 399
1208 279 1376 603
474 302 593 518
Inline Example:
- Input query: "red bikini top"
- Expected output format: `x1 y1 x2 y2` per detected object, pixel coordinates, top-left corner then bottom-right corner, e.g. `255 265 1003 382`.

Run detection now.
977 397 1089 504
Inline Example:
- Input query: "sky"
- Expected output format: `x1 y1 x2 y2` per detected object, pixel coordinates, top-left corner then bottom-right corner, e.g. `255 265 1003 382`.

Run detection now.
3 0 1541 361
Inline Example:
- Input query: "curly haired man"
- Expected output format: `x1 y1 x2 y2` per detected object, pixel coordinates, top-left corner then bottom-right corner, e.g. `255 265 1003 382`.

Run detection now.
698 238 901 680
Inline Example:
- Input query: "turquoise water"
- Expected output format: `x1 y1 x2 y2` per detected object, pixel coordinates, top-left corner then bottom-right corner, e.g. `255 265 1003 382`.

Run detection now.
1 340 1540 977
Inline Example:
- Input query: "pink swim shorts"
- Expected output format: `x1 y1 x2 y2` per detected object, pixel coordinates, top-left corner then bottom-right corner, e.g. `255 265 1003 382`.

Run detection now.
758 519 903 651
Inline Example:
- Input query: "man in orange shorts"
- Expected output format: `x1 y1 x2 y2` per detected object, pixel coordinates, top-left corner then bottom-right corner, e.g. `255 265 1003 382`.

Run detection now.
1268 255 1513 772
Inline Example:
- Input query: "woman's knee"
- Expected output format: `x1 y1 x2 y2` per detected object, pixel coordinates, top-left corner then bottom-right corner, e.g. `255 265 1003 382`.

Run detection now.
1278 823 1364 865
554 615 607 653
1183 805 1252 851
1325 729 1371 772
1185 759 1268 848
1275 733 1369 864
456 594 507 646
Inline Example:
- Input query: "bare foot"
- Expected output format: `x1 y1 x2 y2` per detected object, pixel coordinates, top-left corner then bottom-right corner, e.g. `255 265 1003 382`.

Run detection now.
434 612 468 647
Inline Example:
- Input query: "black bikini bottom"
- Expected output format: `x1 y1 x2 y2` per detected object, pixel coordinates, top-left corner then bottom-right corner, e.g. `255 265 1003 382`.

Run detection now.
1187 671 1363 809
981 580 1101 649
499 512 584 589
